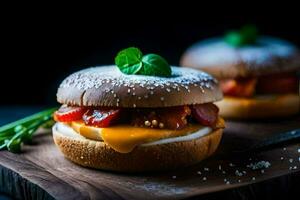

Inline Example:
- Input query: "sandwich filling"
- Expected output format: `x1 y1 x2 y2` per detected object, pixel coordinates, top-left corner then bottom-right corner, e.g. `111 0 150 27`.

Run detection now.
54 103 225 153
220 72 299 98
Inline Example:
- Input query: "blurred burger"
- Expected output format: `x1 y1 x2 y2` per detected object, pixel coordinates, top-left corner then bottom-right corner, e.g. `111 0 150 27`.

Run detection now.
181 26 300 119
52 48 225 172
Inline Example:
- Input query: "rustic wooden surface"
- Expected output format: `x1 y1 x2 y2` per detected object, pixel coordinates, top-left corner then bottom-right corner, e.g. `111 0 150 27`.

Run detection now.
0 107 299 200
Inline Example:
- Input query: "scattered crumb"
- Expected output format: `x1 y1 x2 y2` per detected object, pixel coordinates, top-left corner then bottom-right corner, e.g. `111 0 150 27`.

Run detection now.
204 167 209 171
229 163 235 167
242 171 247 174
172 176 177 179
252 177 256 181
197 171 202 175
203 177 207 181
235 170 243 177
280 157 284 160
247 161 271 170
226 181 230 185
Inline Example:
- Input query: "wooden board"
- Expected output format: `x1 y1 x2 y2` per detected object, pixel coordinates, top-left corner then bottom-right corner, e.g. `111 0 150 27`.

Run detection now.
0 116 299 200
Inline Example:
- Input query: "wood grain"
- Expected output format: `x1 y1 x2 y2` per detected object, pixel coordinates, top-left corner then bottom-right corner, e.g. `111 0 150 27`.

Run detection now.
0 116 299 200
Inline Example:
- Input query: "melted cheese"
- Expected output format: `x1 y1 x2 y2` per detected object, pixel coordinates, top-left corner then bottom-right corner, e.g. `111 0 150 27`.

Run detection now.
70 121 207 153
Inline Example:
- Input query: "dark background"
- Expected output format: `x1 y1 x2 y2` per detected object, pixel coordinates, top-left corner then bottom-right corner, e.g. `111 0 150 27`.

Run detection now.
1 9 300 107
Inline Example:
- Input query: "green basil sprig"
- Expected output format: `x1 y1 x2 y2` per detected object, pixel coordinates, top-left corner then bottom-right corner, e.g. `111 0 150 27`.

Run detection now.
224 25 258 47
115 47 171 77
0 107 56 153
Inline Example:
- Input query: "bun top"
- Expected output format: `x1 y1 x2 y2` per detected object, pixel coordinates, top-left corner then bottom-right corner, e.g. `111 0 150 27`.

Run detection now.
181 36 300 79
57 66 222 108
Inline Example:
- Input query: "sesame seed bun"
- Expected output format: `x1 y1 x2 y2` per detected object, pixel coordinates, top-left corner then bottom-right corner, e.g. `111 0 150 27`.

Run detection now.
180 37 300 79
216 94 300 119
56 66 223 107
52 122 223 172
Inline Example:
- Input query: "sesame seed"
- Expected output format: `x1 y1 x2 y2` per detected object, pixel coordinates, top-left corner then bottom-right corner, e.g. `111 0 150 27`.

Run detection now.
159 123 164 129
172 176 177 179
229 163 235 167
197 171 202 175
133 104 136 108
204 167 209 171
152 120 158 126
127 89 131 93
144 95 148 99
145 121 151 126
298 149 300 153
252 177 256 181
80 156 84 159
166 88 171 92
132 92 136 96
293 166 297 169
261 170 265 173
224 178 227 182
281 157 284 160
298 157 300 162
138 97 141 100
150 91 154 95
203 177 207 181
222 171 226 174
218 165 222 170
238 179 241 183
289 158 293 163
226 181 230 185
283 147 287 151
160 97 164 101
113 94 117 97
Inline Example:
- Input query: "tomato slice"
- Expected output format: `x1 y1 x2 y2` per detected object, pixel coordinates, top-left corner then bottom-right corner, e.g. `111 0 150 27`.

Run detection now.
191 103 219 127
83 108 121 127
54 105 86 122
220 78 257 97
131 106 191 130
257 73 299 94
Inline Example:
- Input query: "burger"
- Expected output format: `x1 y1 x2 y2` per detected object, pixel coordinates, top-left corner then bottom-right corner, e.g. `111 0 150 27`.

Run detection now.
181 27 300 119
52 54 224 171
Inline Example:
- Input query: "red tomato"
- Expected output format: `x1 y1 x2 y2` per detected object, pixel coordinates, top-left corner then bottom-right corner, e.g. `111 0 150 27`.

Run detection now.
220 78 257 97
54 105 86 122
83 108 121 127
191 103 219 127
257 73 299 94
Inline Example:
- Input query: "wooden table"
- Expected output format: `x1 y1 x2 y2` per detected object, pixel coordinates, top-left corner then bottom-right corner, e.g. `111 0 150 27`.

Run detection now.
0 107 299 200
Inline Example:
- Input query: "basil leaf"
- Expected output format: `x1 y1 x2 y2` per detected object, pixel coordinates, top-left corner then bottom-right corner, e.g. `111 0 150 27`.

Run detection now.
140 54 171 77
115 47 172 77
115 47 143 74
225 25 258 47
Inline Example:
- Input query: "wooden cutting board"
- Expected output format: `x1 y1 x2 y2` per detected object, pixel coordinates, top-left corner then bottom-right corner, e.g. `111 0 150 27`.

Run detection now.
0 116 299 200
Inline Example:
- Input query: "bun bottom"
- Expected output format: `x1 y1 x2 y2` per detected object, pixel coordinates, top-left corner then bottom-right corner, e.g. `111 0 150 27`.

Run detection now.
53 126 223 172
216 94 300 119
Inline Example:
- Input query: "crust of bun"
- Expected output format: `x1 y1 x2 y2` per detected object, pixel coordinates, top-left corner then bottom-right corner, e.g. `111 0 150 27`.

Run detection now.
216 94 300 119
56 66 222 107
53 127 223 172
180 37 300 79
